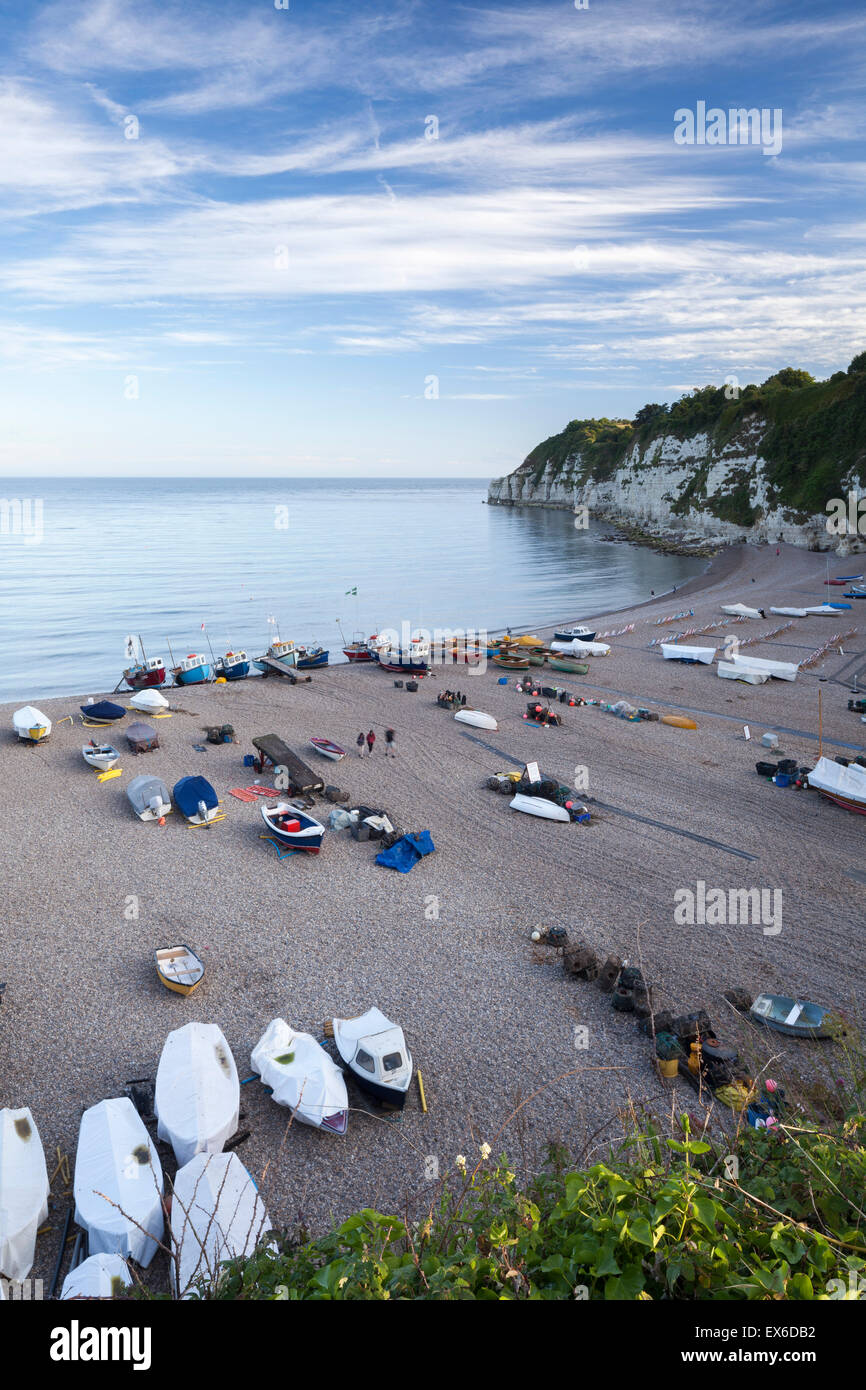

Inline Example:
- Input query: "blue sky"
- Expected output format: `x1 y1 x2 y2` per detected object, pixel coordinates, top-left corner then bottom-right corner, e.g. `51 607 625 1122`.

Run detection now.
0 0 864 477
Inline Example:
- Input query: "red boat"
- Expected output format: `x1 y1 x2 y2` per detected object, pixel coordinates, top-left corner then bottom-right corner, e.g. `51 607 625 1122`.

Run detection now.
124 655 167 689
342 633 375 663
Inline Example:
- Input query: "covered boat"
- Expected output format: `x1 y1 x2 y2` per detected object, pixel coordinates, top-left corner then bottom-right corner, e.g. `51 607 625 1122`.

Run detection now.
804 604 847 615
749 993 834 1039
550 638 611 656
127 721 159 754
260 802 325 853
717 662 769 685
553 625 596 643
82 741 120 771
214 650 250 681
0 1108 49 1281
155 945 205 996
129 688 170 714
251 1019 348 1133
155 1022 239 1166
127 774 171 821
173 775 221 826
73 1098 163 1268
123 655 167 690
12 706 51 743
171 1153 271 1299
61 1252 132 1301
769 607 808 618
720 603 762 619
454 709 498 730
807 756 866 815
81 700 126 725
509 793 571 822
333 1007 413 1109
171 654 211 686
730 654 797 682
661 644 716 664
309 737 347 761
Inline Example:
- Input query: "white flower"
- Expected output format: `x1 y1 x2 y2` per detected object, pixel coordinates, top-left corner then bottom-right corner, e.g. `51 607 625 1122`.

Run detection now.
455 1154 467 1171
479 1142 491 1160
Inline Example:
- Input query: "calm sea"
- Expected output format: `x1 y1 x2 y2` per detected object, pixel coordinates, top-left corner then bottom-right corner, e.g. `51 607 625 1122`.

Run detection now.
0 478 703 701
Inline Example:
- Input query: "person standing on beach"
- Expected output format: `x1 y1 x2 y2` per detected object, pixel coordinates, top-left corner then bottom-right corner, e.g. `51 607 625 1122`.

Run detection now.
366 729 376 755
357 731 366 757
385 727 396 757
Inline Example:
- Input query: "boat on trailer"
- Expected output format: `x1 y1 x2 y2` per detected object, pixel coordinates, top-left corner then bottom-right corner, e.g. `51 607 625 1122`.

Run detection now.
253 639 297 672
333 1007 413 1109
260 802 325 853
155 945 205 996
13 706 51 743
82 741 120 771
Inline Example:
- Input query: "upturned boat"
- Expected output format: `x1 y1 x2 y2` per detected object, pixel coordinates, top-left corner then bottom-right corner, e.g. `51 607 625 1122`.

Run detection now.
309 737 347 761
214 650 250 680
260 802 325 853
454 709 498 730
171 654 211 686
129 687 170 714
12 706 51 743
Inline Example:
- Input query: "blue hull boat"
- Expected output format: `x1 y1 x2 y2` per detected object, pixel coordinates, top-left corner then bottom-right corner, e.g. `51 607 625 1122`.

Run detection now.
215 653 250 680
296 647 328 670
172 655 211 685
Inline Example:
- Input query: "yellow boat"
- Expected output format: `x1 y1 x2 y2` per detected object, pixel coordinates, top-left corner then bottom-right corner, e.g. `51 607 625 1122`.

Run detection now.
13 706 51 743
155 945 205 997
493 652 530 671
661 714 698 729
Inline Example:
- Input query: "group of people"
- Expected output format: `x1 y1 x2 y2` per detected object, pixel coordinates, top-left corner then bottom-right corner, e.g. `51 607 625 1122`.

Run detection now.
357 728 396 757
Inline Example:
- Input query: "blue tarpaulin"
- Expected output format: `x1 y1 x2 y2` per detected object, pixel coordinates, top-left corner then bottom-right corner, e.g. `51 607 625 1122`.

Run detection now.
376 830 436 873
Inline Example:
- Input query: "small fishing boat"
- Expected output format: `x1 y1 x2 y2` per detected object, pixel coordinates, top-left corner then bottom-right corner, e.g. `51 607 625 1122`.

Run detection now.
342 635 375 663
81 700 127 725
260 802 325 853
807 756 866 815
12 706 51 743
454 709 498 730
333 1007 413 1109
61 1253 132 1301
82 741 120 771
509 793 570 821
173 775 221 826
553 625 597 643
127 774 172 821
749 993 834 1039
374 638 430 673
171 654 211 686
309 737 347 761
661 644 716 664
548 656 589 674
493 652 529 671
251 1018 349 1133
155 945 205 996
524 649 548 666
171 1153 271 1299
214 650 251 681
129 688 170 714
296 645 329 669
253 639 297 672
73 1098 164 1268
155 1022 239 1166
123 655 167 690
0 1107 49 1282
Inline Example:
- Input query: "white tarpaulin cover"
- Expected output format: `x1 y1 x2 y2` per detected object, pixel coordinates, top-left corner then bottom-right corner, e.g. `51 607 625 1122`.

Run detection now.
155 1022 239 1166
804 604 845 615
171 1152 271 1299
770 607 808 618
661 644 716 663
0 1108 49 1280
731 654 798 681
717 662 769 685
251 1019 348 1131
551 639 611 656
807 756 866 809
721 604 762 619
61 1252 132 1300
74 1098 164 1268
129 688 169 712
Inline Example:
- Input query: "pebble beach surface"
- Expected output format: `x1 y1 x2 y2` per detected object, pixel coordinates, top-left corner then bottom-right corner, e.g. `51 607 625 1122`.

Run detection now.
2 540 864 1290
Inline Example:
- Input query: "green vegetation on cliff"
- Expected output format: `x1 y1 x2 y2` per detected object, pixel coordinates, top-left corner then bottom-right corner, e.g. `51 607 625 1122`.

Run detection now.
522 357 866 520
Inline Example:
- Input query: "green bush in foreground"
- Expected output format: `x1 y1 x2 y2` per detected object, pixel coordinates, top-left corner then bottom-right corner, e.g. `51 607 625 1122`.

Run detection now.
205 1113 866 1300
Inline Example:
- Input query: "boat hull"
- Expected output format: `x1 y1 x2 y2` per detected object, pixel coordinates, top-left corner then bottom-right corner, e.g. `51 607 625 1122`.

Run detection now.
343 647 373 662
261 803 325 853
124 665 166 690
348 1071 410 1110
309 738 346 760
493 655 529 671
216 660 250 680
377 656 428 673
173 664 211 685
297 651 328 669
548 658 589 674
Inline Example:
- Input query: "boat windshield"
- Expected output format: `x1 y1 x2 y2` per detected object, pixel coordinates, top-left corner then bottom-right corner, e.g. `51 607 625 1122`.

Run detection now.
355 1049 375 1073
382 1052 403 1073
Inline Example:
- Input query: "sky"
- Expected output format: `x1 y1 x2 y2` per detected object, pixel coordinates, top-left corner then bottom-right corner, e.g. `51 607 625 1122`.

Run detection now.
0 0 864 478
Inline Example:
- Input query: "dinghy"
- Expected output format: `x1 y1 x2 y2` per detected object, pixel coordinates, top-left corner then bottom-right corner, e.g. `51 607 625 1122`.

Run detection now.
251 1019 348 1133
454 709 498 730
129 688 170 714
0 1108 49 1281
12 706 51 743
73 1098 163 1268
731 654 797 682
717 661 769 685
173 775 222 826
82 741 120 771
509 792 571 822
127 775 171 821
171 1152 271 1299
804 604 847 615
492 652 529 671
661 714 698 729
769 607 808 618
260 802 325 854
61 1252 132 1301
155 945 205 996
548 657 589 674
309 737 347 761
333 1008 413 1109
720 603 762 619
807 756 866 815
80 700 126 725
661 644 716 664
550 639 611 656
750 993 834 1039
155 1022 239 1166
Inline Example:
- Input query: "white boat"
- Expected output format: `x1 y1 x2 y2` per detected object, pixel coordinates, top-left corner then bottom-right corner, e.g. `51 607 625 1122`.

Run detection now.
550 639 611 656
171 1152 271 1299
804 604 846 615
731 654 797 681
251 1019 349 1134
333 1008 413 1109
553 625 596 643
660 644 716 664
454 709 498 730
73 1099 163 1268
0 1108 49 1281
509 792 571 821
155 1022 239 1166
61 1252 132 1301
721 603 762 619
12 706 51 743
769 607 808 618
82 742 120 771
129 688 170 714
807 756 866 814
717 661 769 685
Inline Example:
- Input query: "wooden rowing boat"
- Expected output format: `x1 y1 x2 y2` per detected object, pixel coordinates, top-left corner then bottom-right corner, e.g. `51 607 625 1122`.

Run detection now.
548 657 589 674
155 945 205 996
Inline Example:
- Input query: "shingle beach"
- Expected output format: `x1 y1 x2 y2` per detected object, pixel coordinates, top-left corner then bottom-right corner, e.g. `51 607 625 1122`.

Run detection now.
2 540 863 1288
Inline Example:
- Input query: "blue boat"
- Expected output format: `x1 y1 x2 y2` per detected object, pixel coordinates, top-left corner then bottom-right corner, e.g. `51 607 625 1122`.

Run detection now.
253 639 297 673
171 654 211 686
843 589 866 599
214 650 250 680
827 602 852 610
81 700 126 725
296 646 328 670
173 776 222 826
